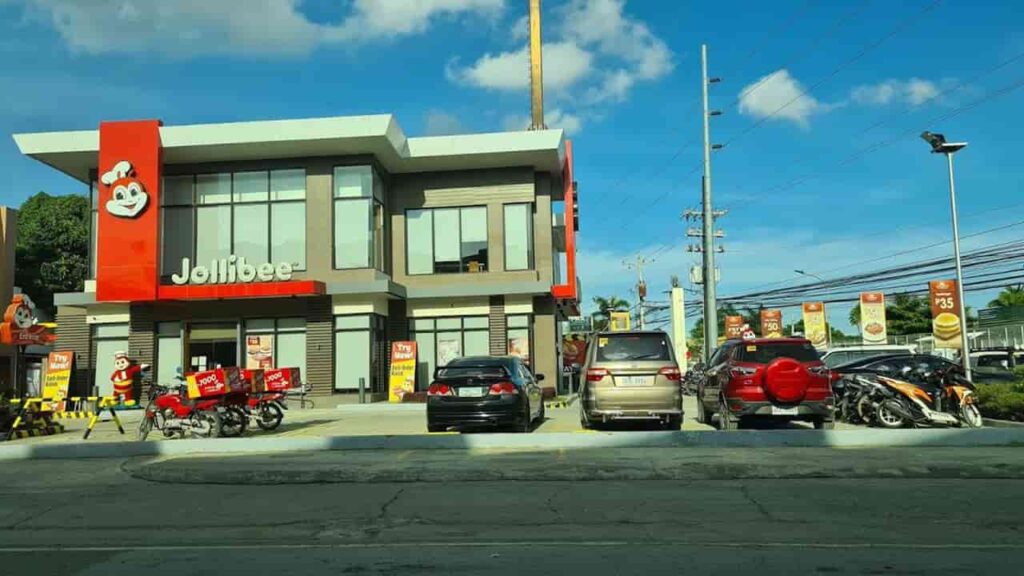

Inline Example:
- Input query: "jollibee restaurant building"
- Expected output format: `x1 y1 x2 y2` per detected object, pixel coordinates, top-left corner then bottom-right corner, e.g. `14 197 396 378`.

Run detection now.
13 115 579 404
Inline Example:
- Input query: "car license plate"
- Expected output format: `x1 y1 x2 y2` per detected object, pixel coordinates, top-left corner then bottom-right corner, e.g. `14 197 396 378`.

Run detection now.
457 386 486 397
618 376 652 386
771 405 799 416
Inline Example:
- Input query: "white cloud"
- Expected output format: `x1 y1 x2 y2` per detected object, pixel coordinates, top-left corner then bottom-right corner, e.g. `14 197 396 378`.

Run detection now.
451 0 672 124
423 110 465 136
502 107 582 133
850 78 941 106
15 0 504 56
737 69 825 127
447 41 594 91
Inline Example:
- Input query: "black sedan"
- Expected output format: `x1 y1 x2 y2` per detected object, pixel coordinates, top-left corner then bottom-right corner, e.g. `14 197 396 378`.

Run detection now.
832 353 1015 385
426 356 545 433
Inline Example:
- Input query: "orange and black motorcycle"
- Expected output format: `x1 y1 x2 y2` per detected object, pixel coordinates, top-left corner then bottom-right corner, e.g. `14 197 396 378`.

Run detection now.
873 365 982 428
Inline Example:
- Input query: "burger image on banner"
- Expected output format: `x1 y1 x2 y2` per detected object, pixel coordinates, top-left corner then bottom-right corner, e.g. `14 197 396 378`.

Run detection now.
930 280 963 349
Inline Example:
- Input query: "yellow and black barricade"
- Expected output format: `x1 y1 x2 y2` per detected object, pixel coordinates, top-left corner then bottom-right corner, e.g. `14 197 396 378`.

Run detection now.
4 396 134 441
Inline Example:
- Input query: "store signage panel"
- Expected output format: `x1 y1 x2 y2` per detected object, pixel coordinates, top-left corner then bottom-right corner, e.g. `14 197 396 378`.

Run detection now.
170 256 294 285
96 119 162 302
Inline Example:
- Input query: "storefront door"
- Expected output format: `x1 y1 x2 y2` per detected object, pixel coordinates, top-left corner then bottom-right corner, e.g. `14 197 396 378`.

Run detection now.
186 322 238 372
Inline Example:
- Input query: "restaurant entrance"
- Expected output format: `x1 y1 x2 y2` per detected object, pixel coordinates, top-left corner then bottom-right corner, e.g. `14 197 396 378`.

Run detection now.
186 322 238 372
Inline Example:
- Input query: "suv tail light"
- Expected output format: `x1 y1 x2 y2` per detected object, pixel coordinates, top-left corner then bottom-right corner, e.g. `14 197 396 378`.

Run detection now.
586 368 609 382
658 366 682 381
729 366 757 378
427 383 453 397
488 382 519 395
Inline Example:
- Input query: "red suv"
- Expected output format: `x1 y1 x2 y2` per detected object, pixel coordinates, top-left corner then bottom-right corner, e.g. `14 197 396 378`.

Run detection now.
696 338 835 430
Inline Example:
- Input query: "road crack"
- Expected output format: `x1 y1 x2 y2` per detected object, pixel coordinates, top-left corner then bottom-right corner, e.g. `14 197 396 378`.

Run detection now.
377 487 406 521
739 483 777 522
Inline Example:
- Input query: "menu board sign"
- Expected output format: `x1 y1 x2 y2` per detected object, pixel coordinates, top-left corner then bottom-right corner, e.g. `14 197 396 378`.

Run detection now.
760 309 783 338
725 315 745 339
859 292 888 345
930 280 962 349
802 302 828 350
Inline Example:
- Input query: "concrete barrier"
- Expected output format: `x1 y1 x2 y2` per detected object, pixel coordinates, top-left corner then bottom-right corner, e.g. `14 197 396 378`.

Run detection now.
2 427 1024 461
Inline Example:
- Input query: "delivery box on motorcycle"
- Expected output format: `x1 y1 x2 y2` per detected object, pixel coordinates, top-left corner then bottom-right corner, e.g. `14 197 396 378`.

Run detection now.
264 367 301 392
242 369 266 393
186 367 245 399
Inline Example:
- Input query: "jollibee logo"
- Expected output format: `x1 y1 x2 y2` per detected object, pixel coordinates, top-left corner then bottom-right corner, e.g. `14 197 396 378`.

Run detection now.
101 160 149 218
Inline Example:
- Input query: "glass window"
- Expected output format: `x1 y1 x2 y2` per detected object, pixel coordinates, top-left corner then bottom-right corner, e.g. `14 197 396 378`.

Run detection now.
163 176 194 206
156 322 182 386
335 331 370 390
94 323 129 338
195 205 232 263
196 173 231 204
233 204 269 265
507 315 532 365
504 203 533 271
409 316 491 389
407 210 434 275
271 202 305 268
335 316 371 330
437 318 461 330
162 207 193 275
596 333 673 362
406 207 489 275
233 171 268 203
278 317 305 331
412 318 435 331
433 209 460 272
414 332 436 388
334 166 373 198
733 342 820 364
334 199 371 269
245 319 275 332
242 318 305 373
464 330 489 357
271 169 306 201
464 317 489 329
277 332 306 375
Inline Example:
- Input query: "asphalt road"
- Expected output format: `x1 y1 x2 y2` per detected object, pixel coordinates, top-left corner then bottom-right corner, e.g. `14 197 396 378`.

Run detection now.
3 453 1024 575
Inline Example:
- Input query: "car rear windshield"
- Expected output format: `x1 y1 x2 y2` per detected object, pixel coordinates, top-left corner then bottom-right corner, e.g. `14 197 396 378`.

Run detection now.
595 334 672 362
436 362 509 379
733 342 820 364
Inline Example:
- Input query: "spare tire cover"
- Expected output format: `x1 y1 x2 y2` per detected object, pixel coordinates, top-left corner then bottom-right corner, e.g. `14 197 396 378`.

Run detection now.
763 357 810 403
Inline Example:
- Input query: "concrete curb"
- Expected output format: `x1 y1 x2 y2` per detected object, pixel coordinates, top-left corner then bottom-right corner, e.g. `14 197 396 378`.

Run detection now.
3 428 1024 461
333 403 425 412
983 417 1024 428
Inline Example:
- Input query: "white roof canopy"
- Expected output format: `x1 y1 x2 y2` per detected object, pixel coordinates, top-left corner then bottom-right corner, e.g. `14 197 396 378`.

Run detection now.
13 114 566 182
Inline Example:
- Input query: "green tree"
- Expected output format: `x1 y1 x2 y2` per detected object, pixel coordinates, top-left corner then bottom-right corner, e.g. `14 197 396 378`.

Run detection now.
14 192 89 315
590 295 630 331
989 285 1024 309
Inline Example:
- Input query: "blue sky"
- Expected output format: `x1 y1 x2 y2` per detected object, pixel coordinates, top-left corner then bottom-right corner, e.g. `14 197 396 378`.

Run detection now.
1 0 1023 331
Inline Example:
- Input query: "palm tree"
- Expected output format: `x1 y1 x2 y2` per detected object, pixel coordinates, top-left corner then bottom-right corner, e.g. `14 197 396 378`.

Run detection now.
989 285 1024 309
591 295 629 331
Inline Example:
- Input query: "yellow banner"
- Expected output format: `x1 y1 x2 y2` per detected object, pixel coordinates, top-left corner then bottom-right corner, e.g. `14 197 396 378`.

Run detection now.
802 302 828 350
609 311 631 332
859 292 888 345
389 341 418 402
41 352 73 411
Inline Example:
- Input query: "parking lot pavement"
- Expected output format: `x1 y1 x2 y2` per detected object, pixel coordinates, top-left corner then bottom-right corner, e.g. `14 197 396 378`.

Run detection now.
6 394 862 447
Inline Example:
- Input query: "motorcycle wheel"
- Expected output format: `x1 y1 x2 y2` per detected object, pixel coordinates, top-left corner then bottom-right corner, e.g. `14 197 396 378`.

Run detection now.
137 414 153 441
960 403 983 428
875 400 907 429
855 396 874 425
191 410 223 439
256 403 284 431
219 407 248 437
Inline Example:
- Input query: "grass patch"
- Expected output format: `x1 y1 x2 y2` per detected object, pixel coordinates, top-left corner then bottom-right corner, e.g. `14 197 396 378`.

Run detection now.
976 381 1024 422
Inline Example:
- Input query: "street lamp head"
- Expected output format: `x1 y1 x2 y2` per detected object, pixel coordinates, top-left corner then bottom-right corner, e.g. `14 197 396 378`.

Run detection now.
921 131 967 154
794 269 806 275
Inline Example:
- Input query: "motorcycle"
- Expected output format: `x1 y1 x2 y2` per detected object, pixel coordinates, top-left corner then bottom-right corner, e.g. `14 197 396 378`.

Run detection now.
244 391 287 431
833 370 904 427
137 378 223 440
874 365 982 428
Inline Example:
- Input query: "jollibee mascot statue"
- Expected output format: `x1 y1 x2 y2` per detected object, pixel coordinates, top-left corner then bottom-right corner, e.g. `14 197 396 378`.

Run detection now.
741 324 757 341
110 351 149 402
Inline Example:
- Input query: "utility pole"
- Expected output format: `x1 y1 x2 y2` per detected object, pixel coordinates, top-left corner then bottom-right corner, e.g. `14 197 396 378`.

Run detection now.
623 255 649 330
527 0 546 130
699 44 723 360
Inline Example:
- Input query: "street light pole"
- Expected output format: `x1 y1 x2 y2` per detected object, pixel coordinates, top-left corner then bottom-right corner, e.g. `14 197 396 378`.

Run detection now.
944 152 972 379
921 131 971 380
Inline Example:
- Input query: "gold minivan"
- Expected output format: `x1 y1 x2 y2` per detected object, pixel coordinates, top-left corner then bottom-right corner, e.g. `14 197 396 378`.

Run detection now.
579 330 683 430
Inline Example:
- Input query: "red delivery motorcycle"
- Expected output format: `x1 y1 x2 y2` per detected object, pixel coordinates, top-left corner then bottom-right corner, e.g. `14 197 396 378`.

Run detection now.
137 377 223 440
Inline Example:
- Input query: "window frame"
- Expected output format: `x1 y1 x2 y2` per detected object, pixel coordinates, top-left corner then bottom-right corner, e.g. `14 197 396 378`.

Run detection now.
404 205 490 276
331 165 385 271
503 203 534 271
159 169 307 281
408 316 491 390
506 314 533 367
333 314 387 393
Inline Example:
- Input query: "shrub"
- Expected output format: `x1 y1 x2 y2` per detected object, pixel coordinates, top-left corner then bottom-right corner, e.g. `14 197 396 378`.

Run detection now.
975 382 1024 422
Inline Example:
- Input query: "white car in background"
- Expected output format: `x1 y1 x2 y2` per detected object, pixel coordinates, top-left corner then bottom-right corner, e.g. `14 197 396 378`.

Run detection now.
821 344 917 368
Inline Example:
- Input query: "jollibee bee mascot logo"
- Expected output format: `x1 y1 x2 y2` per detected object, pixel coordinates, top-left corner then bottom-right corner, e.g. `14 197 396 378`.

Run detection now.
102 160 148 218
0 294 56 345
